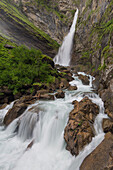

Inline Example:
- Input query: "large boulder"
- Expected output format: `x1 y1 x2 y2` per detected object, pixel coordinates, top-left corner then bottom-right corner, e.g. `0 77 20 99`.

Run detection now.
3 95 37 126
64 97 99 156
80 132 113 170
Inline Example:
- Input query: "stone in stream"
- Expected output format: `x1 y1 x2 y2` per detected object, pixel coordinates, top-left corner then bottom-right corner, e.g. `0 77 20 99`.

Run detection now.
64 97 99 156
55 90 65 98
80 132 113 170
68 85 77 91
3 95 37 126
78 74 89 85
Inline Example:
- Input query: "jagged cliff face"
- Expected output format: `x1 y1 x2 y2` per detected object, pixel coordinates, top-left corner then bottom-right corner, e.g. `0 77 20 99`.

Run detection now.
10 0 77 44
71 0 113 72
70 0 113 118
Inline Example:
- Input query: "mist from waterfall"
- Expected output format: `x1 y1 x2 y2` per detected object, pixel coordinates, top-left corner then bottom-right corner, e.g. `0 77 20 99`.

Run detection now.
53 9 78 66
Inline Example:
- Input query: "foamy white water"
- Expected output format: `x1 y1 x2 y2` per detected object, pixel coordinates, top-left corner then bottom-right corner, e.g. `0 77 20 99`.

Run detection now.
0 73 107 170
53 9 78 66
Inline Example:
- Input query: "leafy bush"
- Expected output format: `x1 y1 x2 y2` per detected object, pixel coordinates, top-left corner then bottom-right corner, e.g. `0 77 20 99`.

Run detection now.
0 44 57 94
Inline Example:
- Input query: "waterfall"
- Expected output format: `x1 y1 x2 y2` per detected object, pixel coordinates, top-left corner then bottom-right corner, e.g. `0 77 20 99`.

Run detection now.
53 9 78 66
0 8 107 170
0 73 107 170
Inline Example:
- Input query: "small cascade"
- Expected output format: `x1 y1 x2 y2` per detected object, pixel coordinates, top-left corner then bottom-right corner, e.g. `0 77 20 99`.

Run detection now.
0 73 107 170
18 111 38 141
53 9 78 66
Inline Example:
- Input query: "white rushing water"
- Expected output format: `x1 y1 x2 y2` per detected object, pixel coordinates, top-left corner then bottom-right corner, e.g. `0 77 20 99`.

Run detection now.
53 9 78 66
0 73 107 170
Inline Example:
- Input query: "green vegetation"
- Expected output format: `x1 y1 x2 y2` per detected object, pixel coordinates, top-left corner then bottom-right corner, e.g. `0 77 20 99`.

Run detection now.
0 37 58 94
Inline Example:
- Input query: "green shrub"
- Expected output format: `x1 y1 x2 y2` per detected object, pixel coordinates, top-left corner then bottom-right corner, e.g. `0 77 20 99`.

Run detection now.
0 44 57 94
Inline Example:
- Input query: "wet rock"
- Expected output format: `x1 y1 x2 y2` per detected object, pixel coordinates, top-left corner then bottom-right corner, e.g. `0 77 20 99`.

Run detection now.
3 95 37 126
55 90 65 98
39 94 54 100
102 118 113 133
64 97 99 156
4 103 27 126
80 132 113 170
59 78 70 89
27 140 34 150
68 85 77 91
78 74 89 85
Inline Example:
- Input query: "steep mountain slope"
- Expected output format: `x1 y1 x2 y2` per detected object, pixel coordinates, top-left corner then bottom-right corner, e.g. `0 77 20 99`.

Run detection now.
0 0 60 57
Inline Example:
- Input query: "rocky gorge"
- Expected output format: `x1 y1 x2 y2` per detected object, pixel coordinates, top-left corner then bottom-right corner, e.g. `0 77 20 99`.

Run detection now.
0 0 113 169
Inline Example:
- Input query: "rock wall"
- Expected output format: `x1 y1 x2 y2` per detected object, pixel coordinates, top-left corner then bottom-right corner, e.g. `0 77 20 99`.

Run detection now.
9 0 77 44
71 0 113 72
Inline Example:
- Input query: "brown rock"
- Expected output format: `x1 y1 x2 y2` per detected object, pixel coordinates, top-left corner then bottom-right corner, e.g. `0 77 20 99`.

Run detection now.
55 90 65 98
102 118 113 133
78 74 89 85
3 95 37 126
80 132 113 170
63 74 74 82
64 97 99 156
4 103 27 126
27 140 34 150
59 78 70 89
36 89 50 95
54 78 60 89
39 94 54 100
68 85 77 91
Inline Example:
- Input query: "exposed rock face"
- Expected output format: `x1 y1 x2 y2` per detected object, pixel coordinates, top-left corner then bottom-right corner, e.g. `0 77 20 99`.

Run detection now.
64 97 99 156
71 0 112 72
80 132 113 170
99 68 113 119
0 1 59 57
10 0 76 44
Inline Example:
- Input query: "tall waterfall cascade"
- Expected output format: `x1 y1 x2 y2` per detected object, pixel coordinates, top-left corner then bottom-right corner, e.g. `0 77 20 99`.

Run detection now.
53 9 78 66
